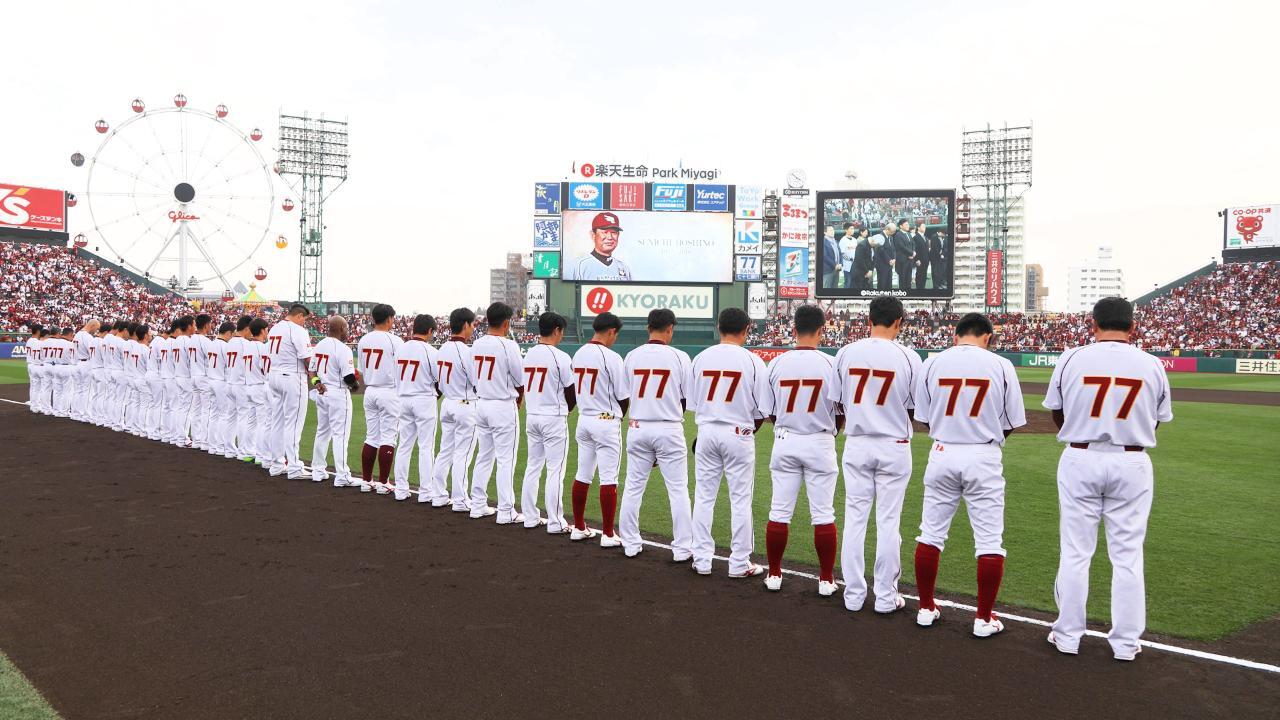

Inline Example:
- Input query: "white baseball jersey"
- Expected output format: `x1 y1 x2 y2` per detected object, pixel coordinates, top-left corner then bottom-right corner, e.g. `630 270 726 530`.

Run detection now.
150 338 167 377
471 334 524 401
1043 341 1173 448
356 330 403 388
207 338 228 381
688 344 769 427
830 338 923 440
189 334 209 378
122 339 139 376
310 336 355 390
173 335 192 378
25 337 42 368
45 338 74 365
241 340 262 384
914 344 1026 445
102 333 121 370
89 335 105 369
267 320 313 376
132 341 150 374
436 337 477 401
225 336 247 384
522 342 575 416
623 341 693 422
570 341 629 416
73 330 94 362
396 338 440 397
762 347 838 434
567 253 632 281
253 340 272 384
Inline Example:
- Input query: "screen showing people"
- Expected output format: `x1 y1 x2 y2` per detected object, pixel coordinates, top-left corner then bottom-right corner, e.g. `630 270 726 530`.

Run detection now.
815 190 955 299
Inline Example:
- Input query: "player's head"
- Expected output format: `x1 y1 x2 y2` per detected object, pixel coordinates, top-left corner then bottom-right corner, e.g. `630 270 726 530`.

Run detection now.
868 296 905 334
84 319 99 332
954 312 994 349
412 314 436 338
486 302 514 333
590 212 622 256
195 313 212 332
27 322 41 337
370 303 395 328
793 305 825 343
236 315 253 334
175 315 194 334
538 311 567 344
324 315 348 342
716 307 752 345
1092 296 1134 335
646 308 677 343
136 323 150 340
591 312 623 347
248 318 269 340
114 319 129 333
124 321 136 339
448 307 476 336
286 304 310 321
217 321 235 336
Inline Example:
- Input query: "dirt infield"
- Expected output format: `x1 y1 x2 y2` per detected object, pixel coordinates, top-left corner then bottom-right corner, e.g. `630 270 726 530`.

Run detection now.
1021 383 1280 406
0 389 1277 719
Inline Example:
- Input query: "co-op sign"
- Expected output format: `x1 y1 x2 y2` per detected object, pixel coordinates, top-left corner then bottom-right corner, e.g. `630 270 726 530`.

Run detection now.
580 285 715 319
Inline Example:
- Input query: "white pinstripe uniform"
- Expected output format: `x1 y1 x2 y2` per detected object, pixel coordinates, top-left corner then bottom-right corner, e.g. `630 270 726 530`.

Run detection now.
469 333 525 522
266 320 315 478
520 342 575 531
310 336 356 486
394 338 441 502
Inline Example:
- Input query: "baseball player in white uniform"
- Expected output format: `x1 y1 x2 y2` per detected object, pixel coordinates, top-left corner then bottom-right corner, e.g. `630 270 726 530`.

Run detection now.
189 314 214 451
125 324 150 433
121 324 142 433
89 325 110 425
689 308 770 578
227 316 254 460
205 322 233 456
310 316 359 487
569 312 630 545
266 304 319 479
520 312 577 531
830 297 923 612
72 320 99 422
619 309 694 561
469 302 526 522
357 304 403 494
25 325 46 414
159 322 181 441
45 328 75 417
564 211 633 281
170 316 195 445
1044 297 1173 661
912 312 1026 638
243 319 272 464
759 305 841 594
394 315 442 502
147 327 169 441
433 308 479 512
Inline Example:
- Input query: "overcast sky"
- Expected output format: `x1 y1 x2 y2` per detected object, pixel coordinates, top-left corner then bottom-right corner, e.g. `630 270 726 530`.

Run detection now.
8 0 1277 311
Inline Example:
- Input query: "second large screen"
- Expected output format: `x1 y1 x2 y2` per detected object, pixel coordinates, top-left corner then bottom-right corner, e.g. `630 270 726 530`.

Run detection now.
561 209 733 283
814 189 955 299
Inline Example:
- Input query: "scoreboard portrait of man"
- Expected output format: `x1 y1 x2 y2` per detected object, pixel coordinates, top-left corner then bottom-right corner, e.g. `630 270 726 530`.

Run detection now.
565 212 633 282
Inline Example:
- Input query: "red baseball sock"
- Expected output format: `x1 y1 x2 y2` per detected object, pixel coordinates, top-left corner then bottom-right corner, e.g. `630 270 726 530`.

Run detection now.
914 543 941 611
600 485 618 536
813 523 838 583
361 444 377 483
377 445 395 484
571 481 590 530
765 521 789 577
976 554 1005 622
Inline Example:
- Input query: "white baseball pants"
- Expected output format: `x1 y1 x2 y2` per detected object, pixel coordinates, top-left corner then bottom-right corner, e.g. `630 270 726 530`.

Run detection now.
620 420 692 559
574 415 621 486
521 414 571 531
433 399 477 510
312 388 354 484
840 435 912 613
470 399 519 520
243 384 269 461
268 373 309 475
394 395 438 499
692 423 758 575
917 442 1007 558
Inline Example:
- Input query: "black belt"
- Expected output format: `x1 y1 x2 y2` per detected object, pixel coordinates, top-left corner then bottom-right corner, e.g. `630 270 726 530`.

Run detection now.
1070 442 1144 452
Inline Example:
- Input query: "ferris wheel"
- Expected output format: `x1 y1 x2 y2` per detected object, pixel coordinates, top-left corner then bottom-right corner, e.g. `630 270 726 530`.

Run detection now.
71 93 282 293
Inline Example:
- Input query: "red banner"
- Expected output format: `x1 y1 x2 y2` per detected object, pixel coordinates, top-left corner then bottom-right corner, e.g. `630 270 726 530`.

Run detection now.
748 347 788 362
609 183 645 210
1160 356 1198 373
778 285 809 299
0 183 66 232
985 250 1003 306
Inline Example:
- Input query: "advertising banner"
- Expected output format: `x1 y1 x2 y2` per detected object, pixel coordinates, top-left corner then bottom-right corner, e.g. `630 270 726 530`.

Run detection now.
693 184 729 212
1159 356 1199 373
746 282 769 319
609 182 646 211
533 217 561 250
779 195 809 247
534 182 562 215
0 183 66 232
579 284 716 319
526 280 548 315
1236 358 1280 375
1022 353 1059 367
0 342 25 360
748 347 788 362
734 219 761 254
985 250 1004 306
567 182 604 210
532 251 560 279
736 185 763 219
735 254 762 281
778 246 809 298
1225 205 1280 249
560 209 733 283
651 183 688 212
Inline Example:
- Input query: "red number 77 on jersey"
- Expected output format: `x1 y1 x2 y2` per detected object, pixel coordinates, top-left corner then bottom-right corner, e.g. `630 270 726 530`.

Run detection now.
937 377 990 417
361 348 383 370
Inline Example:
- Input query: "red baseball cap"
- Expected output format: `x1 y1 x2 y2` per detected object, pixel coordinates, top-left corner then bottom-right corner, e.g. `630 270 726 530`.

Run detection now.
592 212 622 231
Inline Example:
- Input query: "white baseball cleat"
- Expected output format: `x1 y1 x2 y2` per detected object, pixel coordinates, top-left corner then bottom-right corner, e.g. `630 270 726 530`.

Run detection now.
876 595 907 614
693 564 713 576
764 575 783 592
817 580 838 597
917 607 941 627
599 533 622 548
417 494 431 504
496 512 524 525
547 525 572 535
1114 646 1142 662
470 506 497 519
375 484 391 495
1046 632 1078 655
729 563 766 579
451 504 471 513
524 518 549 529
570 527 599 541
431 498 451 508
973 616 1005 638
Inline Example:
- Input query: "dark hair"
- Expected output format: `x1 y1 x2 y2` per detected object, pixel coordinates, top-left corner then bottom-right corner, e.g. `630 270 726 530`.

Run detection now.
370 303 395 325
843 222 854 232
126 321 139 337
195 313 212 330
897 218 910 228
793 305 825 336
175 315 194 331
248 318 269 338
28 323 42 335
647 308 677 332
168 319 180 333
449 307 476 334
955 312 994 338
236 314 253 332
717 307 751 336
113 319 129 332
217 321 236 334
486 302 514 327
868 296 905 327
412 314 437 336
287 303 310 318
538 311 567 337
136 324 149 338
592 312 622 333
1092 296 1134 332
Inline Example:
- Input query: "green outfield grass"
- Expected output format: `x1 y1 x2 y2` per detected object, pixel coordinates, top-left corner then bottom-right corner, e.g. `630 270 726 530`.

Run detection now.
0 360 31 385
3 358 1278 640
1016 366 1280 392
0 652 60 720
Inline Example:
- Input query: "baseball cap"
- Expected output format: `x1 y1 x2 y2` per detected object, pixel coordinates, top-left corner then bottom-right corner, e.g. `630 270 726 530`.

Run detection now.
592 212 622 231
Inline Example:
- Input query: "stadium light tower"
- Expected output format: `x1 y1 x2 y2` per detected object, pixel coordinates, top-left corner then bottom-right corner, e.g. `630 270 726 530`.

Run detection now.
277 112 349 306
961 123 1032 313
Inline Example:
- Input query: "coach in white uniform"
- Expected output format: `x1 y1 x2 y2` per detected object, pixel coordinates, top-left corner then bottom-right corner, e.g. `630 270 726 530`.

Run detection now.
912 312 1026 638
619 309 693 561
569 312 630 545
689 307 770 578
433 309 479 512
357 303 402 494
394 314 442 502
1044 297 1173 662
469 302 526 522
520 312 577 531
831 297 923 612
760 305 841 595
565 211 633 281
310 316 359 487
266 304 318 479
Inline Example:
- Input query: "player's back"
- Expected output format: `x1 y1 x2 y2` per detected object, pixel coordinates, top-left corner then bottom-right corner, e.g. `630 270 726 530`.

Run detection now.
523 342 574 416
689 343 768 427
311 336 354 390
356 330 402 388
267 320 311 376
436 338 476 401
831 338 921 439
74 330 93 362
396 338 439 397
172 335 191 377
225 336 245 379
915 344 1025 445
1045 342 1173 448
471 334 522 401
624 342 692 422
766 348 837 434
571 342 628 416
